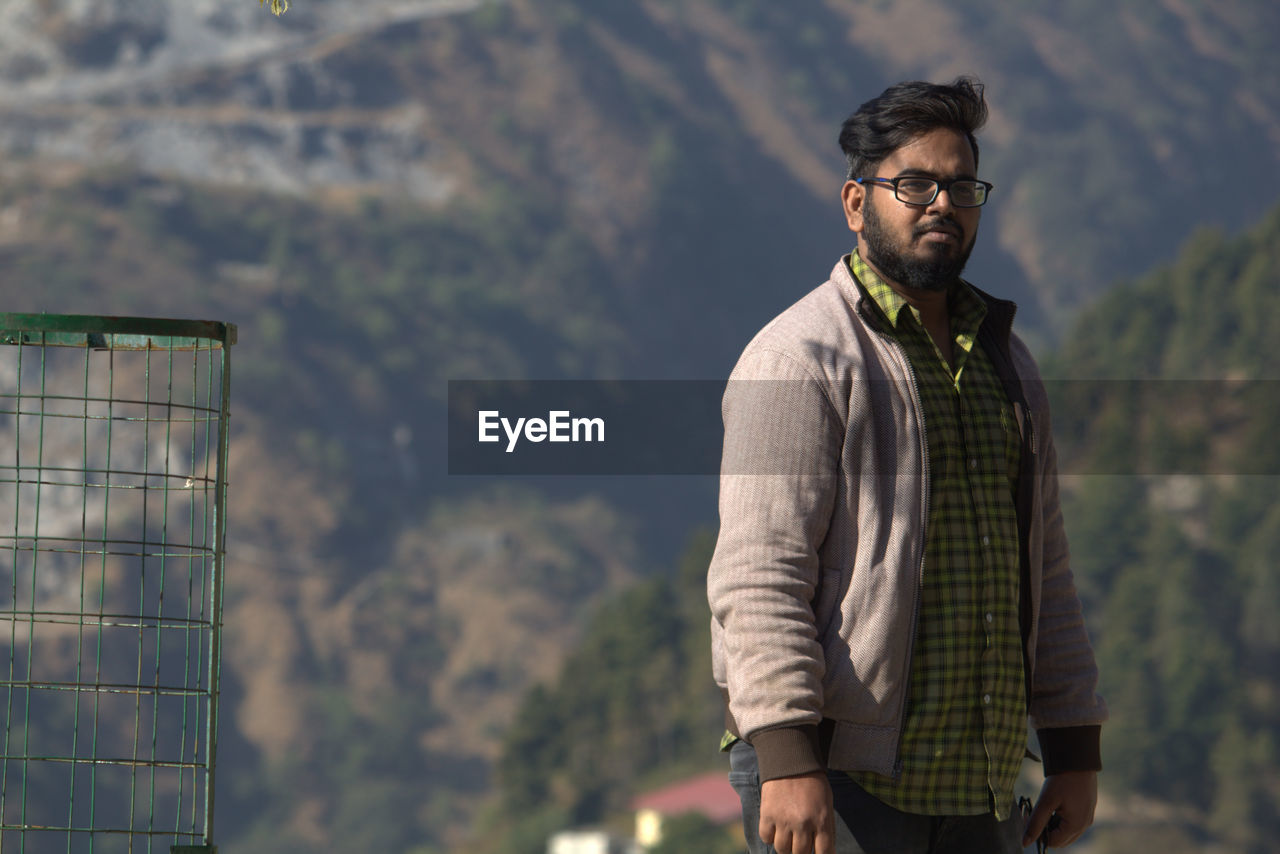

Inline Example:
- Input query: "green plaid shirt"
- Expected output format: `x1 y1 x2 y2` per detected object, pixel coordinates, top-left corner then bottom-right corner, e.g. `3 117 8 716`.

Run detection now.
848 251 1026 819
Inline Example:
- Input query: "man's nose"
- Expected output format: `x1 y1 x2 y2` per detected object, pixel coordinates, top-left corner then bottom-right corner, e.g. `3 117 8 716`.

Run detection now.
927 188 956 214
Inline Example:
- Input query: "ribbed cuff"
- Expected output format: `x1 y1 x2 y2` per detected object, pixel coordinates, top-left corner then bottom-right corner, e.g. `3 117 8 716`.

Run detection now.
1036 725 1102 775
752 725 823 782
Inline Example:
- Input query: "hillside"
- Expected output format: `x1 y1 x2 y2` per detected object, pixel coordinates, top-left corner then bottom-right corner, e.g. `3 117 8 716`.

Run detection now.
3 0 1279 337
0 166 646 850
0 2 1277 851
992 205 1280 852
1049 202 1280 853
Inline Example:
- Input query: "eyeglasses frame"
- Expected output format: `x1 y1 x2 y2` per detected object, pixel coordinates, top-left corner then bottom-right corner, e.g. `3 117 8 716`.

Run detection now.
855 175 994 208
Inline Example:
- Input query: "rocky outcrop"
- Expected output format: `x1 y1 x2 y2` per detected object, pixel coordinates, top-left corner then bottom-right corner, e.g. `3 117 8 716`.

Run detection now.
0 0 481 199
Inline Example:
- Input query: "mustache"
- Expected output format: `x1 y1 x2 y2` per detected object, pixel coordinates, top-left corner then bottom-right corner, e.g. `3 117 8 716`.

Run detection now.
914 218 962 238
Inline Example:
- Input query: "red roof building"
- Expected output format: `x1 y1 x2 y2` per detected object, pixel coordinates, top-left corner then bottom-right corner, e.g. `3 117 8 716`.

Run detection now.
630 771 742 846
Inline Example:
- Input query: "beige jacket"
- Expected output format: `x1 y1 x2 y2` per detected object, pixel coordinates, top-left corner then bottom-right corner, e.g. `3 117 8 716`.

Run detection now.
708 256 1108 783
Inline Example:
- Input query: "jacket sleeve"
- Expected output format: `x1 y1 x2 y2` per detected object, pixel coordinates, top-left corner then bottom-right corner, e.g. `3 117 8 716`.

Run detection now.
708 346 843 781
1018 348 1109 774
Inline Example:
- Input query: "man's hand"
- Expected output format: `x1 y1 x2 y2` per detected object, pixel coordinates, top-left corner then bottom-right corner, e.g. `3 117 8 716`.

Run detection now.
759 771 836 854
1022 770 1098 848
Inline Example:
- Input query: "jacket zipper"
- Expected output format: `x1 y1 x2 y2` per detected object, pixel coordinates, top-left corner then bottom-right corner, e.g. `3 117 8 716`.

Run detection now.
867 319 927 780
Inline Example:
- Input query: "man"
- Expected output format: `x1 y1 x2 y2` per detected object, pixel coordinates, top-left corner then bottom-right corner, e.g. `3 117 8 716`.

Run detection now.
708 78 1107 854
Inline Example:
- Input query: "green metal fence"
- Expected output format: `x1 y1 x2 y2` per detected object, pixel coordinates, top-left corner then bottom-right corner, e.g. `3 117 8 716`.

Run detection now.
0 315 235 854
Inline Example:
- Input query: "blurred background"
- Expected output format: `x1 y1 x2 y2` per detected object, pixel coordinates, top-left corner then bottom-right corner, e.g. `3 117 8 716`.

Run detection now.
0 1 1277 852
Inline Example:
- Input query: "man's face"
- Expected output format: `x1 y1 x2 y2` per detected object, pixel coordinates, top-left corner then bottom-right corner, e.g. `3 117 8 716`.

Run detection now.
841 127 982 293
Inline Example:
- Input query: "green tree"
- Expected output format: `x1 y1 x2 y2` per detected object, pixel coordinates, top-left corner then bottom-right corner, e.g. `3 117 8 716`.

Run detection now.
493 530 723 831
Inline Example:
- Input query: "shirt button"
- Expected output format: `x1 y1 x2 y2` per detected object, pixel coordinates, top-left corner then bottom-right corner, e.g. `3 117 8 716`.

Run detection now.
969 458 978 470
985 612 994 623
982 535 990 546
983 694 992 705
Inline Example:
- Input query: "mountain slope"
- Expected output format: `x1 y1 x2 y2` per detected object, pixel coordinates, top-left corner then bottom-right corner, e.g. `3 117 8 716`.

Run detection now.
4 0 1279 335
1049 202 1280 853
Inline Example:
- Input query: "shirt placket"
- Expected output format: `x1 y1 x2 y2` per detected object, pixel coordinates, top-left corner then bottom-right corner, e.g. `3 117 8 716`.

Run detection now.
964 364 1024 818
923 330 987 814
956 380 999 799
946 314 1014 816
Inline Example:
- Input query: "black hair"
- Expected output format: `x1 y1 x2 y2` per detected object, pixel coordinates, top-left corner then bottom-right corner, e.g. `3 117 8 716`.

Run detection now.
839 77 988 180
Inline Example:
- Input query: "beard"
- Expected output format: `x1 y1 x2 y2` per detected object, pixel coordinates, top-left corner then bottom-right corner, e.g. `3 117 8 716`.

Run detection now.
860 199 975 293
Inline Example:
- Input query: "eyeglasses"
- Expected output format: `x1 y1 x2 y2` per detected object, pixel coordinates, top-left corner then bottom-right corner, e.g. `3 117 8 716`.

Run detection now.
856 175 993 207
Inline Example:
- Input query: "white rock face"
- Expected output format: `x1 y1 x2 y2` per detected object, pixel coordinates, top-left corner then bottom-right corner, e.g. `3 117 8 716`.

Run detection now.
0 0 483 201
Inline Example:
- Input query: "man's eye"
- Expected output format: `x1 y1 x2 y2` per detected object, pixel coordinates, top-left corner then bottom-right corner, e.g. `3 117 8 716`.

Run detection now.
897 179 935 194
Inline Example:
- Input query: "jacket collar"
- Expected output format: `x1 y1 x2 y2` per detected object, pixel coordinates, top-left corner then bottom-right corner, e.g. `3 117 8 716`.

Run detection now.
832 253 1018 349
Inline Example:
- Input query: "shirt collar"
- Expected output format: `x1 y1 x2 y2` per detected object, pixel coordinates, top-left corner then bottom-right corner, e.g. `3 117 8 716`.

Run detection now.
848 249 987 335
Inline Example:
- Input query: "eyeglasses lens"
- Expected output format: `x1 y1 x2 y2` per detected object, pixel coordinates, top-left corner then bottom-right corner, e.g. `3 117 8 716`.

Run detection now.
950 182 985 206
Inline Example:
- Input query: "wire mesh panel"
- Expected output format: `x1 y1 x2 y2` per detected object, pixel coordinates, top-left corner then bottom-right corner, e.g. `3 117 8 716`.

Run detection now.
0 315 235 854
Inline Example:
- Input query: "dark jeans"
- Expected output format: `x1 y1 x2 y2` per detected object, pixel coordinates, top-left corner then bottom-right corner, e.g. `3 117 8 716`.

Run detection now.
728 740 1026 854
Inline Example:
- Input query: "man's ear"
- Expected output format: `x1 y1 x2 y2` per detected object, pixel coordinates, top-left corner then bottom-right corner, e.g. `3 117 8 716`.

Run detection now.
841 179 865 234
